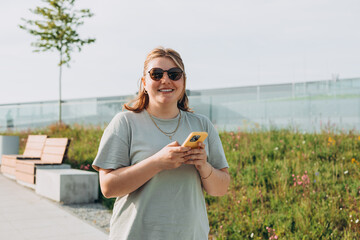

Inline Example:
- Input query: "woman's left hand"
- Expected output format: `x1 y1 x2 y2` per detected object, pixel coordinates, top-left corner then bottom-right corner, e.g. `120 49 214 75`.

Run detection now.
183 142 207 170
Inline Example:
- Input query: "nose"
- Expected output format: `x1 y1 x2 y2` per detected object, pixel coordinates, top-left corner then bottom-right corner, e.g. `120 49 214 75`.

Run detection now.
160 73 172 83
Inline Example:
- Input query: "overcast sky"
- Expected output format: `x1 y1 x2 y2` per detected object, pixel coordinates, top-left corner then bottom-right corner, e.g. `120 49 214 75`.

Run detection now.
0 0 359 105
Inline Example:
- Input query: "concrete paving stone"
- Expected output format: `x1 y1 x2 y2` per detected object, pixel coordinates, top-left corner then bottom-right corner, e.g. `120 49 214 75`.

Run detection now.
14 224 78 239
2 211 43 221
0 220 14 232
62 231 109 240
8 216 55 229
0 203 39 214
0 173 108 240
36 231 108 240
0 231 27 240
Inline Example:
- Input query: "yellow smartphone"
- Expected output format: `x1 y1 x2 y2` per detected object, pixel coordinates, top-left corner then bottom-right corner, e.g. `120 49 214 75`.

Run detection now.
182 132 208 149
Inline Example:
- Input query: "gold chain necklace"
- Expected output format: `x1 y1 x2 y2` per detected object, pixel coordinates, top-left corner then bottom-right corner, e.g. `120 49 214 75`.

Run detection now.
147 110 182 140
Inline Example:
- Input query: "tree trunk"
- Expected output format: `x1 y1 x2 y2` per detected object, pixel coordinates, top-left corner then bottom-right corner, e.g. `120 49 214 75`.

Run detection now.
59 50 63 124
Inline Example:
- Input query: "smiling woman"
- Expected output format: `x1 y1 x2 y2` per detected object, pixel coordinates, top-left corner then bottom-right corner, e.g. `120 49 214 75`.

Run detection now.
92 47 230 240
123 47 190 115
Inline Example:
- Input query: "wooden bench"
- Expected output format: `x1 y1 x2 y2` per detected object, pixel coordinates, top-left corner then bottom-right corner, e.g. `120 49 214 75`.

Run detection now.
1 135 47 178
15 138 71 185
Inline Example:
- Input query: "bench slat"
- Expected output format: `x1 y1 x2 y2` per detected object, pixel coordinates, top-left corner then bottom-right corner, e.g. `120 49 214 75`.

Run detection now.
22 135 47 157
41 154 64 163
26 135 47 143
22 149 43 158
15 171 35 184
43 146 66 155
1 165 16 175
1 155 17 167
16 162 35 174
45 138 69 146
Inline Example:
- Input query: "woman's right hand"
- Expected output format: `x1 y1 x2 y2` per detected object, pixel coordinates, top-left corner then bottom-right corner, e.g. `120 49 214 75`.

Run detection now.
151 141 191 170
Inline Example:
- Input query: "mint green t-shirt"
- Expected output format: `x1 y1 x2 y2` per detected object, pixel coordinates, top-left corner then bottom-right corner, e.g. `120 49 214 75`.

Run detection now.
92 110 228 240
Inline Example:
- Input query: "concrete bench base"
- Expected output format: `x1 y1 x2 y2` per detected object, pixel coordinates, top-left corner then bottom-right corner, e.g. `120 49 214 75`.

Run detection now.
35 169 99 204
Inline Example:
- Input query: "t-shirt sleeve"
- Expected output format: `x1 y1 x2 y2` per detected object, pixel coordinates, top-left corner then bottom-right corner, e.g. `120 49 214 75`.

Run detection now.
92 113 131 171
205 118 229 170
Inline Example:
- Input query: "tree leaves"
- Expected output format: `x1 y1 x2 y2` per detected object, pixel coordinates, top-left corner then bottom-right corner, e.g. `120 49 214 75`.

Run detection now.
19 0 96 67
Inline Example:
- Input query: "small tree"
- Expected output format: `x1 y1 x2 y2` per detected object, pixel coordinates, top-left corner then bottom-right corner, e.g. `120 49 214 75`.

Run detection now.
19 0 96 123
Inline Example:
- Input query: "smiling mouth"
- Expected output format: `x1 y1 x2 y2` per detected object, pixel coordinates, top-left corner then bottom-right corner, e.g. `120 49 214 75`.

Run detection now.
158 89 174 92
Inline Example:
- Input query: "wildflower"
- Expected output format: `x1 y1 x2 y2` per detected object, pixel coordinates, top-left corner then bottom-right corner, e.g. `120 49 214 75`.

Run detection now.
356 219 359 224
220 225 223 229
328 137 336 146
358 136 360 141
250 233 254 238
344 170 348 175
352 158 356 164
302 141 306 144
274 147 278 151
315 172 319 176
266 227 278 240
340 208 342 210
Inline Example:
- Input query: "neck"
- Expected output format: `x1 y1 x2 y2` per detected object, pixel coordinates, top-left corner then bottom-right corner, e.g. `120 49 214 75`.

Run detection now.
146 103 179 119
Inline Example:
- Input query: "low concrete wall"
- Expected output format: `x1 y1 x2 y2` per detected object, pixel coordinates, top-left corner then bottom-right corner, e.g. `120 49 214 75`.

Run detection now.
36 169 98 204
0 136 19 165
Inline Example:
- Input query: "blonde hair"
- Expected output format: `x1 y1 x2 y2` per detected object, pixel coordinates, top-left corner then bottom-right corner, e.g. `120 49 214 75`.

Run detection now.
123 47 192 112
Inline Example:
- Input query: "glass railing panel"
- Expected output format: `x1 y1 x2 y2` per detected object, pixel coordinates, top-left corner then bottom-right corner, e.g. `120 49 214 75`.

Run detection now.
1 78 359 132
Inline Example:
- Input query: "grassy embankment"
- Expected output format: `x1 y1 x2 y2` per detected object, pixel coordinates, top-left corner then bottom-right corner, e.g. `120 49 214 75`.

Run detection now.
3 123 359 239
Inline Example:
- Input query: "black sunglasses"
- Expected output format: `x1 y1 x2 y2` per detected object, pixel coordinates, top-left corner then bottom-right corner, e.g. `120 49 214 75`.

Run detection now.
148 67 183 81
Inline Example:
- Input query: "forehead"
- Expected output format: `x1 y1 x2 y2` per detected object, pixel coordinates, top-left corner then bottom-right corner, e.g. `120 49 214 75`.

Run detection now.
147 57 177 70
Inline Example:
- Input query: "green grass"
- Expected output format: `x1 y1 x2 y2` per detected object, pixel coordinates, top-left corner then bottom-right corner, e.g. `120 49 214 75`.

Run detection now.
210 129 360 239
2 124 359 239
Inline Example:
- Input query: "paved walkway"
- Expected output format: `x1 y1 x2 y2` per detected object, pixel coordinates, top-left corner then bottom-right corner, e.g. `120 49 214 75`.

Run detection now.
0 173 109 240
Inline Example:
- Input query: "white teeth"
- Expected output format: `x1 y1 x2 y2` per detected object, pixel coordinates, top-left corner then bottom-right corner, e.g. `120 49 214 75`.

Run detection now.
159 89 173 92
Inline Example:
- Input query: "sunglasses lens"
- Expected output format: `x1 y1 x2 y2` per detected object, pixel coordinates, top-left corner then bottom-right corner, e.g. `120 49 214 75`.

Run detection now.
148 68 183 81
149 68 164 81
167 68 183 81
